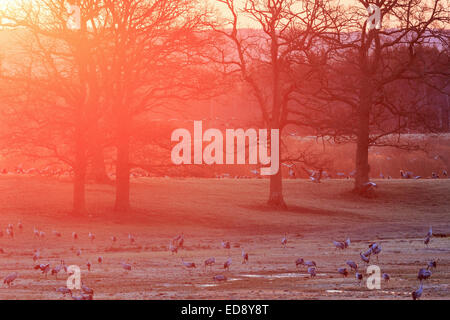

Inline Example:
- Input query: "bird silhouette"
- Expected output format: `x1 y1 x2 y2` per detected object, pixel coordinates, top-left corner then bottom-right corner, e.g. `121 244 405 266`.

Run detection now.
181 258 196 269
295 258 304 268
3 272 18 287
281 234 287 248
242 250 249 264
427 260 437 270
338 268 348 277
120 262 132 271
213 275 227 281
204 257 215 270
224 258 232 271
221 241 231 249
418 268 431 281
346 261 358 271
412 284 423 300
355 272 363 284
360 252 370 264
333 241 345 250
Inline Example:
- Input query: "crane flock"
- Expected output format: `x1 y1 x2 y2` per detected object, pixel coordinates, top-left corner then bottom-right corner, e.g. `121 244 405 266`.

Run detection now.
0 221 443 300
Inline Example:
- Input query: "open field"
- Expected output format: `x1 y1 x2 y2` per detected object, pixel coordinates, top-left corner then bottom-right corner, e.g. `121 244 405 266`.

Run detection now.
0 175 449 299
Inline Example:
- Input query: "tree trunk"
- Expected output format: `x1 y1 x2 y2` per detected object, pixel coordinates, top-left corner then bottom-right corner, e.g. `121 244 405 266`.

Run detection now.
268 169 286 209
354 76 372 192
267 113 286 209
267 33 286 209
114 121 130 212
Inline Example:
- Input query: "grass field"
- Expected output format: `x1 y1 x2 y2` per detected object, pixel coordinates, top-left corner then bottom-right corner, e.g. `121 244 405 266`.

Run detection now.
0 175 449 299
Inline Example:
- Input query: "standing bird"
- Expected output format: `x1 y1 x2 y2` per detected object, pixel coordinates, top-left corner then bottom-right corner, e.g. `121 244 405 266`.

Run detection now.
128 234 135 244
204 257 215 270
307 267 316 278
426 227 432 237
111 235 117 243
177 234 184 248
86 261 91 272
333 241 345 250
371 244 382 261
427 260 437 270
3 272 18 287
360 252 370 264
51 261 64 279
40 264 51 277
213 275 227 282
18 221 23 231
173 234 184 248
72 232 78 240
33 249 40 262
88 232 95 242
76 249 82 257
412 284 423 300
169 242 178 255
221 241 231 249
418 268 432 281
6 227 13 238
355 272 363 284
98 256 103 264
39 231 45 239
224 258 232 271
33 227 40 238
344 238 351 249
242 250 249 264
281 234 287 248
120 262 132 271
295 258 304 268
346 261 358 272
338 268 349 277
424 227 433 247
181 258 196 269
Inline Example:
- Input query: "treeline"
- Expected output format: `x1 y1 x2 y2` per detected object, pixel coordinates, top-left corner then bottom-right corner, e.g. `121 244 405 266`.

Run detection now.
0 0 448 214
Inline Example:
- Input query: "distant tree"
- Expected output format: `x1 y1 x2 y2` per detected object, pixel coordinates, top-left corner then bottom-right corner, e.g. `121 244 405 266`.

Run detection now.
212 0 341 208
0 0 106 215
307 0 449 193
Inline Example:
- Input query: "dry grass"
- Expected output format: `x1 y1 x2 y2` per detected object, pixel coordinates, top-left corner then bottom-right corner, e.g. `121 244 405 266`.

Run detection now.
0 175 449 299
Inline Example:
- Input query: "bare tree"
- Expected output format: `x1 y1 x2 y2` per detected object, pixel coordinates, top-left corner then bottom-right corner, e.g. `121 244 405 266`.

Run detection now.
0 0 106 215
212 0 340 207
308 0 449 192
97 0 213 212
